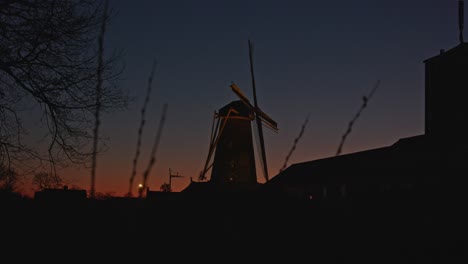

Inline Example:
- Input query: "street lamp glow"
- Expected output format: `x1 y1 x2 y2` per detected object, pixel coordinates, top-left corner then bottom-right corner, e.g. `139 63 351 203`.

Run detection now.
138 183 143 188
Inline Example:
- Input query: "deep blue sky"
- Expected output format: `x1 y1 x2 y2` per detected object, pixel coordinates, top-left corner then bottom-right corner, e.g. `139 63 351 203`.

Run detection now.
60 0 459 196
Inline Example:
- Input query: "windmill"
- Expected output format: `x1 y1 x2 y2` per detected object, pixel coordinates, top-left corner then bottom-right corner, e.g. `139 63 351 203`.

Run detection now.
197 40 278 187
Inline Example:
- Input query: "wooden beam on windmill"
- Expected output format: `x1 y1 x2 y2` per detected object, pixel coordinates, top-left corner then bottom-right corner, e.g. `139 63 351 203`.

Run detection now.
230 83 278 132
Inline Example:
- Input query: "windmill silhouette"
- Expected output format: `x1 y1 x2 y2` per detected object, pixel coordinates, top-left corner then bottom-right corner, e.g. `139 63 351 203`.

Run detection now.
197 40 278 188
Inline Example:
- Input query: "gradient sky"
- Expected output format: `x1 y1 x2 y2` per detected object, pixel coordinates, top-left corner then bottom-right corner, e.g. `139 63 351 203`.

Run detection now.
38 0 458 197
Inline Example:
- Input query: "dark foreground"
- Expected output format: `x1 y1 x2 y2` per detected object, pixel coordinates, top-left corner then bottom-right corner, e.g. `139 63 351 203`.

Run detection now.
1 191 467 263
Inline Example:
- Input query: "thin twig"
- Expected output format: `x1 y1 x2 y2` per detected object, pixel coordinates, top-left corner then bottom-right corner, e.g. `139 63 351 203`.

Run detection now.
128 59 157 197
336 80 381 156
279 114 310 173
140 103 168 198
90 0 109 199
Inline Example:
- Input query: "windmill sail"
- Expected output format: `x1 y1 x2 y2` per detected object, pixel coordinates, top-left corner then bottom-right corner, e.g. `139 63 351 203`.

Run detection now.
248 40 270 182
231 83 278 131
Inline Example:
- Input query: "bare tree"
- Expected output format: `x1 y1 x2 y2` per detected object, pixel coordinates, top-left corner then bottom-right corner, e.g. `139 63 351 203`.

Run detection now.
94 191 115 200
160 182 170 192
32 171 63 191
0 1 128 176
0 164 20 193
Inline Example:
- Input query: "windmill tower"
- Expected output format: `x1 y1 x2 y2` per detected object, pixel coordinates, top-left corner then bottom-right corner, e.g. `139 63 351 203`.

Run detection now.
208 100 258 185
197 41 278 189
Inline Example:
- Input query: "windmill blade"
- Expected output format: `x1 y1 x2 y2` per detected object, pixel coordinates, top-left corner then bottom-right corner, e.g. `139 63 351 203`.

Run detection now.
230 83 255 109
256 108 278 131
248 39 270 182
231 82 278 132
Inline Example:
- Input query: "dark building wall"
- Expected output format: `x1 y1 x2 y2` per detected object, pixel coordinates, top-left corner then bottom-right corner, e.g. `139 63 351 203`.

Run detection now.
425 44 468 143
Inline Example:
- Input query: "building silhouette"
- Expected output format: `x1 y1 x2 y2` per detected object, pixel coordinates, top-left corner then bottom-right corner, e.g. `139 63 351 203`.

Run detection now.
34 185 87 202
264 42 468 201
425 43 468 141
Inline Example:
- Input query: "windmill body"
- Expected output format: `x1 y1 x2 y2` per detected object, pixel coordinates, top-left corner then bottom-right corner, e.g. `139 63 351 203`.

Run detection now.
182 41 278 194
191 83 278 189
210 100 258 185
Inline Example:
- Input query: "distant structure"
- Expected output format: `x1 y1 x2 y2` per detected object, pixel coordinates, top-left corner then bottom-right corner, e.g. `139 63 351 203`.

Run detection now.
34 185 87 202
145 168 184 200
264 2 468 200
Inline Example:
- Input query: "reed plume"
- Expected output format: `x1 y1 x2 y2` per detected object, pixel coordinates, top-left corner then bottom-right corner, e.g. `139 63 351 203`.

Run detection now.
128 60 157 197
336 80 381 156
140 103 168 198
279 114 310 173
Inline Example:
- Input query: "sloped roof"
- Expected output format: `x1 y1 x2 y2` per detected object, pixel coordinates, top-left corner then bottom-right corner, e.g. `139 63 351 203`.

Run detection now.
265 134 452 187
424 42 468 63
218 100 253 118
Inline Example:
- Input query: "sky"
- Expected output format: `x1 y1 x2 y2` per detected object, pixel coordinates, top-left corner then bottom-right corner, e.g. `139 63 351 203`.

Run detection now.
26 0 458 197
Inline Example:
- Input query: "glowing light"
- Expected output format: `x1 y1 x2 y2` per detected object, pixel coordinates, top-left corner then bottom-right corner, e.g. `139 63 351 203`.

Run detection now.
138 184 143 188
